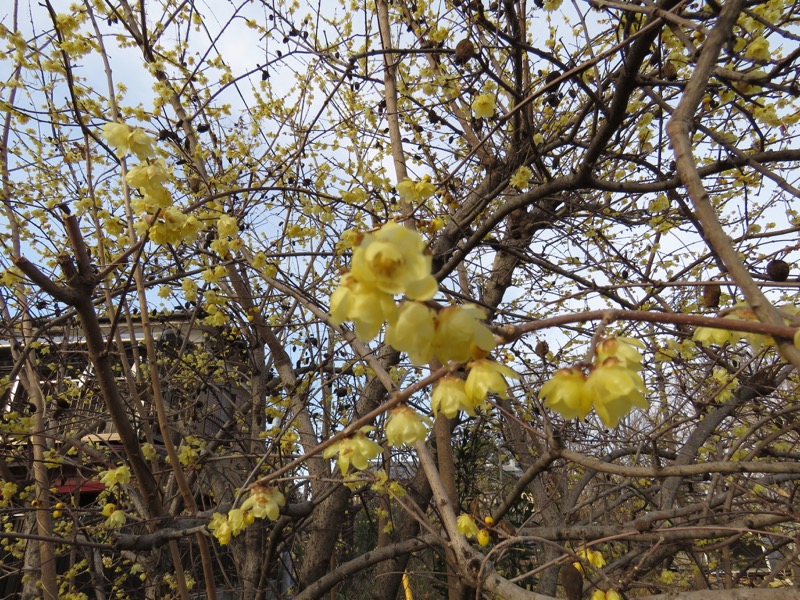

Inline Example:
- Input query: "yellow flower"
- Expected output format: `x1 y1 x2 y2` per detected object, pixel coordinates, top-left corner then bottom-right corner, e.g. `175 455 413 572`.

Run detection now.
477 529 491 546
241 487 285 521
208 513 232 545
540 368 593 420
472 94 496 119
101 122 155 159
350 221 438 300
323 429 383 474
385 406 428 447
227 508 247 535
385 301 436 365
577 548 606 568
396 176 436 203
464 359 519 414
457 513 479 538
431 376 468 418
509 165 532 189
606 591 622 600
124 160 169 191
586 361 647 427
693 325 739 347
329 274 398 341
433 304 496 364
104 509 126 529
99 466 131 488
101 503 116 517
745 35 770 62
217 215 239 239
595 337 644 369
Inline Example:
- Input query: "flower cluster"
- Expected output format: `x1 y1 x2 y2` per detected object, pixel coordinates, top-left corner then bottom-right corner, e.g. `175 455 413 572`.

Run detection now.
331 223 519 421
101 121 200 246
208 487 285 545
330 221 438 341
323 427 384 474
540 337 647 427
693 303 800 351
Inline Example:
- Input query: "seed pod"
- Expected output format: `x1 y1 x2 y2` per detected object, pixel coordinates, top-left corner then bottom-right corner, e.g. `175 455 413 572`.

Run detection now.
767 259 790 282
535 340 549 359
454 39 476 65
560 563 583 600
703 284 721 308
662 60 678 80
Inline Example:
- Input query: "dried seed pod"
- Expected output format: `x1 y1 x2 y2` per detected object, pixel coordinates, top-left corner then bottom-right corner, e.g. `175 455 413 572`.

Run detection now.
703 284 721 308
767 259 790 282
454 38 476 65
560 563 583 600
535 340 549 359
662 59 678 80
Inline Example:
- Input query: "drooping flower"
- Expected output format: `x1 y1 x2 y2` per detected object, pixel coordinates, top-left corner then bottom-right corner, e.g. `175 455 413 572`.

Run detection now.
595 337 644 369
350 221 438 300
464 359 519 414
472 94 496 119
323 428 383 474
431 377 468 418
99 465 131 488
457 513 479 538
540 368 594 421
385 406 428 447
329 274 398 341
104 509 126 529
586 360 647 427
396 177 437 203
208 512 232 545
102 122 155 159
227 508 247 535
433 304 496 364
476 529 491 546
241 486 286 521
124 160 170 191
385 301 436 365
577 547 606 568
509 165 532 190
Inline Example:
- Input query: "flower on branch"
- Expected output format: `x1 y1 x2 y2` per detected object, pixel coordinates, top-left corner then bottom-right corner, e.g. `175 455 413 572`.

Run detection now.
385 406 428 447
323 428 383 474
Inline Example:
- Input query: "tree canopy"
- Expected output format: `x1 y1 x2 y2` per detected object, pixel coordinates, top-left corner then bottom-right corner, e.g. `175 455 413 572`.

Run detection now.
1 0 800 599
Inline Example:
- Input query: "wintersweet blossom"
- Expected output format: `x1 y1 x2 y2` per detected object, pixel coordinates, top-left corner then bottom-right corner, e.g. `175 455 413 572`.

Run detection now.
509 165 532 189
396 176 437 203
591 592 621 600
471 94 496 119
385 406 428 447
476 529 491 546
104 509 126 529
595 337 644 369
539 367 594 420
209 512 232 545
99 466 131 488
457 514 479 538
101 122 155 159
586 360 647 427
464 359 519 414
241 486 285 521
433 304 496 364
431 376 469 418
329 274 398 341
350 221 438 300
323 428 383 474
385 301 436 365
577 548 606 568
